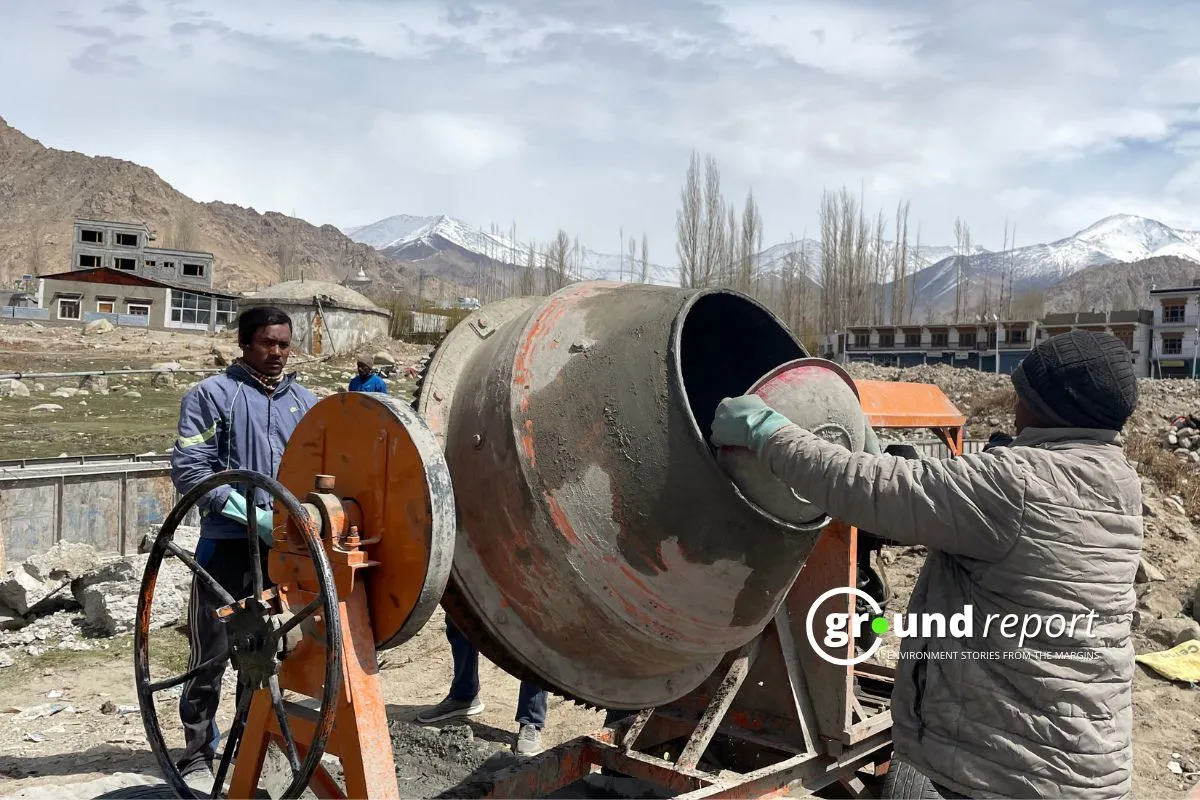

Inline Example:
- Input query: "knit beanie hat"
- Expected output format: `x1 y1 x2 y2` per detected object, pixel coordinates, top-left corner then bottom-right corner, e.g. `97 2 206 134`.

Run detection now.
1010 329 1138 431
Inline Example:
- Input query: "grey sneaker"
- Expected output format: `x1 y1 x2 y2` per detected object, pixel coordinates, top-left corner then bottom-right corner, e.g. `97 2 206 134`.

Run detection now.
415 695 484 723
513 723 542 756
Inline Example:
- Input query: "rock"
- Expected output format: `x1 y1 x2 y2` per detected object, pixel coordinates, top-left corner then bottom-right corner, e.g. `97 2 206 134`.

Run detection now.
49 387 79 398
30 403 63 413
1136 584 1184 623
84 319 115 335
0 652 11 667
80 375 108 394
1142 617 1200 648
1136 557 1166 583
152 371 175 389
151 361 181 372
0 379 30 398
123 390 142 399
136 525 200 557
0 603 27 631
0 542 101 614
1193 581 1200 623
33 382 44 391
73 552 191 636
312 386 336 399
373 351 396 366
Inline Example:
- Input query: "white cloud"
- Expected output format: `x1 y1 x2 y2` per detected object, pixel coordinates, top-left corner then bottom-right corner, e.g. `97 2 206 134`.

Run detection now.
2 0 1200 266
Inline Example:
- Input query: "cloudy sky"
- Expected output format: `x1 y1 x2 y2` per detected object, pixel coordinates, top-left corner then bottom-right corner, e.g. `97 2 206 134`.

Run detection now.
3 0 1200 262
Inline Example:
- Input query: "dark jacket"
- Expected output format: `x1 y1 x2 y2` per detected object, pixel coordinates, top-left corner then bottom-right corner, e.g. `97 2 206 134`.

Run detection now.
170 363 317 539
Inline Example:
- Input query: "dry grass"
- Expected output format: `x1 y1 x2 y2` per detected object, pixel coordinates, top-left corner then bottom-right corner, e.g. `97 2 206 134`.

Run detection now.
1126 432 1200 516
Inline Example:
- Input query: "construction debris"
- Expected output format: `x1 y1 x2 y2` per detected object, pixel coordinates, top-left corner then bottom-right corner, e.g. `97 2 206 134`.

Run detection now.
0 528 199 652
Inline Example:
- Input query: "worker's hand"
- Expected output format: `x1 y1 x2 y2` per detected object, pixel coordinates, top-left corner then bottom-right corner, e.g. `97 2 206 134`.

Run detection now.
219 491 275 546
863 424 883 456
711 395 793 455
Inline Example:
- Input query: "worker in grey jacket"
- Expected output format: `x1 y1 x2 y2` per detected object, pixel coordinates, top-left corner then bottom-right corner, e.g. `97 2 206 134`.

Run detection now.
170 306 317 783
711 329 1142 800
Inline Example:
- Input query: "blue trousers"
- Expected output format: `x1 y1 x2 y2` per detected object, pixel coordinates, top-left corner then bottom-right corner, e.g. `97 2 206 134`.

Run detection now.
446 617 547 729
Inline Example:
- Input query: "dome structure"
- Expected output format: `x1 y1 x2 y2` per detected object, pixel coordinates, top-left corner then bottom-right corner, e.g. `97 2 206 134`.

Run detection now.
238 279 391 356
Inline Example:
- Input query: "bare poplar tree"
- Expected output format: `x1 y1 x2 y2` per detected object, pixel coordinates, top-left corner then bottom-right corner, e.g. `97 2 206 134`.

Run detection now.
627 236 637 281
953 217 972 323
906 225 922 324
891 201 910 325
722 204 738 287
545 230 571 292
640 233 650 283
675 151 703 287
520 243 538 295
738 189 763 295
699 155 726 288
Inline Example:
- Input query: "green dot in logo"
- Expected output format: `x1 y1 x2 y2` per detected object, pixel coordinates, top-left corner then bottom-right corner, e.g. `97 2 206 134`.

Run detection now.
870 616 890 635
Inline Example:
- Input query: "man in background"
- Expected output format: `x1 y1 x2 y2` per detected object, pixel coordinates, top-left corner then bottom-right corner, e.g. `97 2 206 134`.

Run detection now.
170 306 317 786
349 356 387 393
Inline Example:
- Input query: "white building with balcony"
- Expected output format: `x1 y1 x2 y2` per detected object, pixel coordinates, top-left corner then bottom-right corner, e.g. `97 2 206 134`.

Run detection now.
1149 284 1200 378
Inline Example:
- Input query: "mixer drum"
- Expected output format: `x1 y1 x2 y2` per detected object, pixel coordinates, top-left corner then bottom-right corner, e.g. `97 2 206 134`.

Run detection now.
417 281 834 709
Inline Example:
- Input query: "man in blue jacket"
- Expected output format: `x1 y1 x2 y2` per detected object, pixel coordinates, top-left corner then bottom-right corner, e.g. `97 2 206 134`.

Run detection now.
170 305 317 782
348 356 387 393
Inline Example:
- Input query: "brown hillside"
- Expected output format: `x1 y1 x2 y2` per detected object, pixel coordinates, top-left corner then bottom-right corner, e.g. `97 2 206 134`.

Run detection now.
1046 255 1200 312
0 117 406 292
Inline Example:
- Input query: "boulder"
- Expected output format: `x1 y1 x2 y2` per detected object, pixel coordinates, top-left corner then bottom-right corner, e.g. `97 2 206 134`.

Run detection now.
79 375 108 394
1135 584 1184 626
152 371 175 389
373 352 396 366
1142 617 1200 648
1135 557 1166 584
151 361 181 372
84 319 115 335
1193 581 1200 623
50 387 79 398
0 603 25 631
72 553 192 636
123 391 142 399
30 404 63 413
0 379 30 398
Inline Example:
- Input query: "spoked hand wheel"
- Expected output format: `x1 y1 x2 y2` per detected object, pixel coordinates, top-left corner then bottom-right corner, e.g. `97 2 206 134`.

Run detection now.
134 470 343 799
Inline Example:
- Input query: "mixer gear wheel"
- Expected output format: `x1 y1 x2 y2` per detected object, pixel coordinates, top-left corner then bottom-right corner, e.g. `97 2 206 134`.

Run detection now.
134 470 343 800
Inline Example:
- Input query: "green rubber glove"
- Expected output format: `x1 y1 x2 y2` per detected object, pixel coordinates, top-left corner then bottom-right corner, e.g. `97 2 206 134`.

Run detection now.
863 424 883 456
711 395 793 456
220 491 275 546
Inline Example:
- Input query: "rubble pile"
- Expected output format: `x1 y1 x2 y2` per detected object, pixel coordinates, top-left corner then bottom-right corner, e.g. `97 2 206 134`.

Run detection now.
0 528 199 660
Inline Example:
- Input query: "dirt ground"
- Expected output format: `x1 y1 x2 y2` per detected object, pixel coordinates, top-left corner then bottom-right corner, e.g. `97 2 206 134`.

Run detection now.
0 605 606 798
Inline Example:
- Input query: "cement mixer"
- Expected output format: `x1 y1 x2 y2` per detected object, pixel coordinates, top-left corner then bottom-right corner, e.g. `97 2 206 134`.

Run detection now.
132 281 968 799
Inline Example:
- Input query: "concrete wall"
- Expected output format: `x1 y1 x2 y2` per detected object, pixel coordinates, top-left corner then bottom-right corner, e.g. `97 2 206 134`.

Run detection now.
240 303 391 355
0 458 198 571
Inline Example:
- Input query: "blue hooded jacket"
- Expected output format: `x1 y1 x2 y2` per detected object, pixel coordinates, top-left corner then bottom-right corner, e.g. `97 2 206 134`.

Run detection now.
170 363 318 540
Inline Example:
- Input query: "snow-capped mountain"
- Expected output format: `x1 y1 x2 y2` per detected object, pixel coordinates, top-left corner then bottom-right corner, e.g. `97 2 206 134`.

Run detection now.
346 212 1200 314
345 214 676 286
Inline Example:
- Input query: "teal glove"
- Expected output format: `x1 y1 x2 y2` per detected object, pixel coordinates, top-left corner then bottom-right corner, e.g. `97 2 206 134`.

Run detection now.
863 424 883 456
711 395 793 456
220 491 275 546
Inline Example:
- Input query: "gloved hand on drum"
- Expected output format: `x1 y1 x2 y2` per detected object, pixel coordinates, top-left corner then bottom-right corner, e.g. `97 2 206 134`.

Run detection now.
710 395 793 456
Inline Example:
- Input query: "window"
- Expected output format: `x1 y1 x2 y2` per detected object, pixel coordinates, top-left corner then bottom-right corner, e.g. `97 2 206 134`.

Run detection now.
80 229 103 244
115 232 139 247
904 332 921 347
214 298 236 327
1163 303 1186 323
144 260 156 268
97 301 115 314
1007 328 1028 345
1114 329 1134 351
57 298 80 320
959 331 977 347
171 291 212 325
1162 335 1183 355
931 331 948 347
114 257 136 271
78 254 101 268
878 332 895 348
182 262 206 278
852 333 869 348
162 261 175 271
126 303 150 316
